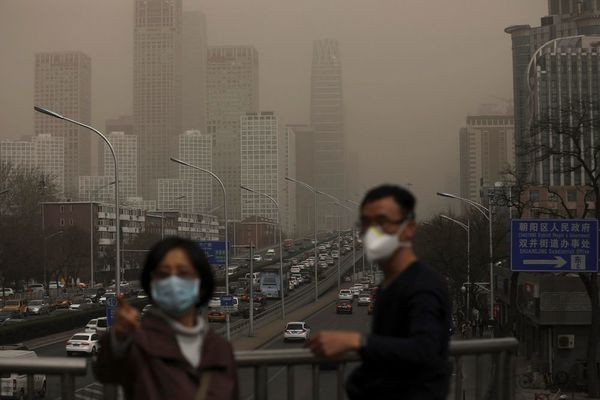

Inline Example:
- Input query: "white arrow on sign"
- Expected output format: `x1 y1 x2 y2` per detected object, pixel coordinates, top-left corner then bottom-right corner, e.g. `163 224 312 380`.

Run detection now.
523 256 567 269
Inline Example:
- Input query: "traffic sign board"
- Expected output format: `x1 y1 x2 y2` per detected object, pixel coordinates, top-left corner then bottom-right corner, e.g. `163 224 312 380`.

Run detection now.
197 241 229 265
106 305 115 327
220 295 234 307
511 219 598 272
106 296 117 308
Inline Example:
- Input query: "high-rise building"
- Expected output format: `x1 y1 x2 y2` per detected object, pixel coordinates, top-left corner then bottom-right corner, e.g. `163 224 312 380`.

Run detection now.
207 46 259 221
526 36 600 186
240 112 279 223
505 2 600 179
79 175 114 203
178 130 212 212
459 115 515 203
100 115 133 174
34 51 91 199
182 11 207 133
282 126 296 237
103 132 138 200
134 0 183 200
310 39 345 203
286 124 316 236
157 178 194 213
1 135 65 196
33 134 65 196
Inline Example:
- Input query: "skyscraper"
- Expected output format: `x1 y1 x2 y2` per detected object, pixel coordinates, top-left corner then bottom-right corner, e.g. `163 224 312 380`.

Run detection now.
157 178 194 213
207 46 259 221
178 130 212 212
134 0 183 200
286 124 315 237
459 115 515 203
103 132 138 200
34 51 91 199
505 2 600 180
310 39 345 202
100 115 133 174
241 112 279 223
1 135 65 196
182 11 207 133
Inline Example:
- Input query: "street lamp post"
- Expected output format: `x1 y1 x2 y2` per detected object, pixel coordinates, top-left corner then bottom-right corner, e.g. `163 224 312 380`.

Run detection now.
345 200 362 281
240 185 285 318
43 230 64 291
437 192 494 325
35 106 121 295
440 215 471 317
316 190 345 290
170 157 231 339
285 177 319 301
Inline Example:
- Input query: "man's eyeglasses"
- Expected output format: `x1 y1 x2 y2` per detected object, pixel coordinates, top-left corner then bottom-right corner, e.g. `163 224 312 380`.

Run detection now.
356 216 405 234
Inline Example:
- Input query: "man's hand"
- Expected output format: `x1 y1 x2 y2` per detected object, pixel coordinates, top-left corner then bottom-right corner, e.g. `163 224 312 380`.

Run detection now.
305 330 361 358
113 295 140 340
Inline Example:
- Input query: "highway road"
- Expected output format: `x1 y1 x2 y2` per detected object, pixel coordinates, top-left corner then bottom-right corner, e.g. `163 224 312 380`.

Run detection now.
237 284 372 400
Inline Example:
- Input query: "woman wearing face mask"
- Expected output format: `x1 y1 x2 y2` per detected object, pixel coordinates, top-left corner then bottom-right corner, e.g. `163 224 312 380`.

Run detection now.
94 237 238 400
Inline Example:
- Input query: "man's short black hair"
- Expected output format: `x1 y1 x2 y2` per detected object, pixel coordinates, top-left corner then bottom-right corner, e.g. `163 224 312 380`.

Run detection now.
361 184 416 219
140 237 215 307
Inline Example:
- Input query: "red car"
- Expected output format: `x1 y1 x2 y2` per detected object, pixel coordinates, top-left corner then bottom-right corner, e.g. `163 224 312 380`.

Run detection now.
336 300 353 314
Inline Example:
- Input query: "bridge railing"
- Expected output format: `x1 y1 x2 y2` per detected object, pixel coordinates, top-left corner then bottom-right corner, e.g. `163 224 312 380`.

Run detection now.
236 337 519 400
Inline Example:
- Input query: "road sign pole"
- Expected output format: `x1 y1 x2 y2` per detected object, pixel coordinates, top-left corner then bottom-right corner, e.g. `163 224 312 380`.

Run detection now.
249 243 254 337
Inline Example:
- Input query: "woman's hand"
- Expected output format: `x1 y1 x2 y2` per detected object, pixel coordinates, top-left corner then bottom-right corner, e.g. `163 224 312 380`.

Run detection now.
114 295 140 340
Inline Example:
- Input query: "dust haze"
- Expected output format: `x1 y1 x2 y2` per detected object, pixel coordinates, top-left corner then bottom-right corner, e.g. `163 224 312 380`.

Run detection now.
0 0 544 216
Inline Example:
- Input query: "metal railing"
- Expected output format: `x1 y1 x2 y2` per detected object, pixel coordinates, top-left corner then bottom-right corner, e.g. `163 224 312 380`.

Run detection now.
0 356 87 400
236 337 519 400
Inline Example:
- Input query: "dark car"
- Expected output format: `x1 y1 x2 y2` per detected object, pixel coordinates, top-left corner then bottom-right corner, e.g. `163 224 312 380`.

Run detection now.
240 303 265 319
336 300 353 314
0 311 17 326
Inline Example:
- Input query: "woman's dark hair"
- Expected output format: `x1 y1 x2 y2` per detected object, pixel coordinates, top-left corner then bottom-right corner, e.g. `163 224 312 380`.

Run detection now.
140 237 215 307
361 184 416 220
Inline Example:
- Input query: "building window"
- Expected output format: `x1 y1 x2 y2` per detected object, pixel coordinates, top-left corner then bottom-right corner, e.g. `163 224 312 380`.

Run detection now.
59 205 64 213
60 218 65 226
530 190 540 202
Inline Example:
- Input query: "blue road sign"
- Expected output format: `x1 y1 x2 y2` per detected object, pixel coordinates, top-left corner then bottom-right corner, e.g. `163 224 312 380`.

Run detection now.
220 295 234 307
511 219 598 272
106 305 115 327
196 241 228 265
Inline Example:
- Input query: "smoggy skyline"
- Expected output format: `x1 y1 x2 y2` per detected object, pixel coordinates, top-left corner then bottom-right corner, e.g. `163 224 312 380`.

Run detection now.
0 0 545 216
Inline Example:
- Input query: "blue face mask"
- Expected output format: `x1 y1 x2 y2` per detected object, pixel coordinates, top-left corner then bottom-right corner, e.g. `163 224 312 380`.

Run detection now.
151 276 200 317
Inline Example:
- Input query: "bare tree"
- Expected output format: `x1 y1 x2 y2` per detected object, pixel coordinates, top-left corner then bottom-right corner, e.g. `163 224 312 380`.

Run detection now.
526 100 600 396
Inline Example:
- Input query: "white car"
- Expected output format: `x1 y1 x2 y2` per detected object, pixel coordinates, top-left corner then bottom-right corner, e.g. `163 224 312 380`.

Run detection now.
288 281 295 291
85 318 99 332
253 254 263 262
99 291 116 305
0 288 14 297
66 332 100 356
290 266 301 274
292 274 303 285
283 321 311 342
95 317 108 334
27 300 49 315
27 284 46 295
350 285 363 297
331 251 339 259
358 292 371 306
0 350 46 398
318 261 327 269
338 289 353 301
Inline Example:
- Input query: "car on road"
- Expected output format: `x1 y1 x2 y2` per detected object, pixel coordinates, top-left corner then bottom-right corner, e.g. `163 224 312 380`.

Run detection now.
69 299 94 311
331 251 339 259
336 300 353 314
207 311 226 323
135 290 148 299
95 317 108 334
253 254 263 262
338 289 353 301
0 312 17 326
1 299 28 315
52 298 72 310
301 273 312 284
283 321 311 342
358 292 371 306
141 304 154 317
27 284 46 295
85 318 99 332
349 285 363 297
0 350 46 398
326 258 334 266
66 332 100 356
0 288 15 297
318 261 327 269
98 291 116 306
292 274 303 285
290 266 301 274
343 275 352 283
27 300 50 315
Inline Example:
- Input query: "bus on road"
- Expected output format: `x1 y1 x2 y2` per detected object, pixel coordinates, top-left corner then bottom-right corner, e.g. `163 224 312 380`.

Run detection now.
259 266 289 299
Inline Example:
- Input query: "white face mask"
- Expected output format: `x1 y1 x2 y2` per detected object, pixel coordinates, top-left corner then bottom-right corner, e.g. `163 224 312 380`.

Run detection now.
363 222 412 263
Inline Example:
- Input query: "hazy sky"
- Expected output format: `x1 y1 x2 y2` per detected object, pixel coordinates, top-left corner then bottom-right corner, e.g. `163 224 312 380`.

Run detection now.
0 0 545 217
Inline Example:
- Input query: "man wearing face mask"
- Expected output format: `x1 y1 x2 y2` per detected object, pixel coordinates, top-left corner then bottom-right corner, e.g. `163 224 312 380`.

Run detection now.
307 184 451 400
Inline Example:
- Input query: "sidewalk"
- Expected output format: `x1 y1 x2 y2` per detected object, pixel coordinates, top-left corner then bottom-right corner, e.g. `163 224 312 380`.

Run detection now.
232 288 338 351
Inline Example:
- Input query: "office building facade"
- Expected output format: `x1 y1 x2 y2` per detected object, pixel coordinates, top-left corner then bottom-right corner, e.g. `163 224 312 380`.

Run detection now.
182 11 207 133
157 178 194 213
103 132 138 200
459 115 515 203
178 130 212 212
287 125 316 237
134 0 183 200
34 51 91 199
207 45 259 221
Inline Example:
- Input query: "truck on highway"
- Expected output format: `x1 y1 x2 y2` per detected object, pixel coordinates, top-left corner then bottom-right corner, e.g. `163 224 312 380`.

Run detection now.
259 266 289 299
